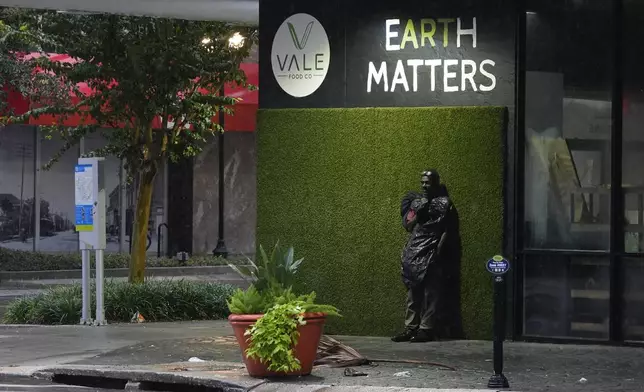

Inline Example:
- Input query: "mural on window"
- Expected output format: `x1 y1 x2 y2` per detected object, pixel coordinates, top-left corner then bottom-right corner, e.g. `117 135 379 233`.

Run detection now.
37 130 78 252
0 126 36 250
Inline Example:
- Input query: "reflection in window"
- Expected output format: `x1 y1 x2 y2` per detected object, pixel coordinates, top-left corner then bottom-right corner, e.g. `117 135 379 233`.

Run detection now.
623 0 644 253
524 1 613 250
524 255 610 340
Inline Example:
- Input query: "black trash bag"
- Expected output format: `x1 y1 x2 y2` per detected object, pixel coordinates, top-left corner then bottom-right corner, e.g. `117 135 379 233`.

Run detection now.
399 187 452 289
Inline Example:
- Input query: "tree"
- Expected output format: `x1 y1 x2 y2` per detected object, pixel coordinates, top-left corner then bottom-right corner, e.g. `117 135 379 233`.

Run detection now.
1 10 257 282
0 8 63 116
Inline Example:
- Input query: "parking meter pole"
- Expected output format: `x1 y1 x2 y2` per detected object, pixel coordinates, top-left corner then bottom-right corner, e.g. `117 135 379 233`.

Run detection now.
488 276 509 389
76 157 107 326
486 255 510 389
80 249 92 325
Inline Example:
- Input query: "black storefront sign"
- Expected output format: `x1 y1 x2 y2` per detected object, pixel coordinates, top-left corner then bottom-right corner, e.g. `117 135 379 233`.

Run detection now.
259 0 516 109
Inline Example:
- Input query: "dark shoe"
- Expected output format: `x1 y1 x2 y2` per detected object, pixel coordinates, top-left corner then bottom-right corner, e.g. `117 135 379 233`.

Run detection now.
410 329 436 343
391 329 416 342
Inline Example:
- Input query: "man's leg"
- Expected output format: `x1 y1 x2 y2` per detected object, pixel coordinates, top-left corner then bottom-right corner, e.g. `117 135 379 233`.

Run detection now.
411 268 441 342
392 286 421 342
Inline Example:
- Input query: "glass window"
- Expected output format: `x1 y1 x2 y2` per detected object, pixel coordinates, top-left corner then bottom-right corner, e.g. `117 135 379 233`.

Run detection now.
524 254 610 340
524 1 613 250
623 0 644 253
38 129 78 253
0 125 36 251
622 257 644 341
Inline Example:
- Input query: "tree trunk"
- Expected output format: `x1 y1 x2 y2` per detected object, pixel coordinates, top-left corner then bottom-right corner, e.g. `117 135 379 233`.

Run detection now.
129 169 157 283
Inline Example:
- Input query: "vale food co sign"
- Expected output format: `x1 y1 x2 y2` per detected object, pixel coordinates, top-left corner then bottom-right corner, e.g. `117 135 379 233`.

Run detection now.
271 13 331 98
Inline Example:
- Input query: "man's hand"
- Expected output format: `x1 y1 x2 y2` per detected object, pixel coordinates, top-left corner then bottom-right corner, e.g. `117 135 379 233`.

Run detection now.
411 197 429 212
403 209 417 232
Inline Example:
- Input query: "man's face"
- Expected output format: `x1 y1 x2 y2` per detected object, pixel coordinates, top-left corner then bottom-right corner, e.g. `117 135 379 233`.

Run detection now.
421 176 432 192
421 172 439 194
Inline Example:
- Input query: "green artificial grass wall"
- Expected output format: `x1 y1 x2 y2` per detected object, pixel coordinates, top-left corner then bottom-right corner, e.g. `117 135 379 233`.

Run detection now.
256 107 505 339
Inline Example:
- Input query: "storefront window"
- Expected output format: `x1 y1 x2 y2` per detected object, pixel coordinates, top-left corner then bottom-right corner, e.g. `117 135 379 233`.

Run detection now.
524 254 610 340
524 1 613 251
622 257 644 341
620 0 644 343
0 126 36 251
38 129 77 252
623 0 644 253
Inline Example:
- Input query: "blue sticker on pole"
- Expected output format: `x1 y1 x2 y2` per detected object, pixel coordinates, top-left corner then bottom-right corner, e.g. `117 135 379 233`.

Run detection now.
486 255 510 275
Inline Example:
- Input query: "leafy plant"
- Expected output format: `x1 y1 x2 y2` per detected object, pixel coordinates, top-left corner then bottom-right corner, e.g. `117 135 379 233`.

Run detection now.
229 242 304 295
244 295 340 373
245 302 305 372
227 285 269 314
227 243 340 371
227 285 341 317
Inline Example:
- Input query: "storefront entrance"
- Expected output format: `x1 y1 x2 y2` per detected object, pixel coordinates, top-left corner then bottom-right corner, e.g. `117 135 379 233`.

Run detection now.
515 0 644 344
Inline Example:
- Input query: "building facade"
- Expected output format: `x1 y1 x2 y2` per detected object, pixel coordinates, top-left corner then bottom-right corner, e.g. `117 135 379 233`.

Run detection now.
2 0 644 344
255 0 644 343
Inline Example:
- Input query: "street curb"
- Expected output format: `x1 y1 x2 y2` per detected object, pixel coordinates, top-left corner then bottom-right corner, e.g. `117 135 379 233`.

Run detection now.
252 387 517 392
21 365 260 392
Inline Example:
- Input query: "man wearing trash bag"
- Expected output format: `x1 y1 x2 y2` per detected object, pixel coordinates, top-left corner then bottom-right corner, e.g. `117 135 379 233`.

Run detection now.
392 169 462 343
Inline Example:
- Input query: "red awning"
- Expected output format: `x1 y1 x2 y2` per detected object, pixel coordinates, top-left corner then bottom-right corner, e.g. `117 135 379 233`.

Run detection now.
4 53 258 132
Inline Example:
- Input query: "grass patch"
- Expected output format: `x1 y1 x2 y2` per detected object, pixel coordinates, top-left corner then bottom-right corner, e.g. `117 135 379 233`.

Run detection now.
3 280 236 324
0 247 231 271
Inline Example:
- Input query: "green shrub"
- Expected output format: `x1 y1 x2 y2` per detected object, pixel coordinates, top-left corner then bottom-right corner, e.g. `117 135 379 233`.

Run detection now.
3 280 236 324
257 107 505 339
0 247 230 271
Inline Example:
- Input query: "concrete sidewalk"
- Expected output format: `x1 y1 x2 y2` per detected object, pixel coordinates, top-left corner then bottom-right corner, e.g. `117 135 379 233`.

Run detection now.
0 321 642 391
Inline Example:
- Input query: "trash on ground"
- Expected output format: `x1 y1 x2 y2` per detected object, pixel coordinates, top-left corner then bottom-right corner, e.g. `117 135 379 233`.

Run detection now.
394 371 411 377
343 368 368 377
131 312 145 323
579 377 588 384
188 357 206 363
316 335 369 368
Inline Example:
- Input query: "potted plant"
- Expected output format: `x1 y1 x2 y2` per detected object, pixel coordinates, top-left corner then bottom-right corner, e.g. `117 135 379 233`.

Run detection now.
227 243 340 377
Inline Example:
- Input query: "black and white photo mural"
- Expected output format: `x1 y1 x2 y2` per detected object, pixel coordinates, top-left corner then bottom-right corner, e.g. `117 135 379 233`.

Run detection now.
0 126 36 250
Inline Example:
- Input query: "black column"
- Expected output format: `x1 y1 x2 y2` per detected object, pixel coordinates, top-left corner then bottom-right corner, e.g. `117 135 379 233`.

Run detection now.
213 85 228 258
168 157 194 256
609 0 623 343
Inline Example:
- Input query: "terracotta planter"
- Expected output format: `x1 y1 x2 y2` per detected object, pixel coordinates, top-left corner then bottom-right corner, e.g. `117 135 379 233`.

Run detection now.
228 312 327 378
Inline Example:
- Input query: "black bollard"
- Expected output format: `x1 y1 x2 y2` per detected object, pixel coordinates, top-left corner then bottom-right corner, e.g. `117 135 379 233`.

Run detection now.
486 255 510 389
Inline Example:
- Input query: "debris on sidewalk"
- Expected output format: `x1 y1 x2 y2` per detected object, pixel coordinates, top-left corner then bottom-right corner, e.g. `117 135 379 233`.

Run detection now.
316 335 457 371
343 368 368 377
316 335 369 368
579 377 588 384
393 371 411 377
130 312 145 323
188 357 206 363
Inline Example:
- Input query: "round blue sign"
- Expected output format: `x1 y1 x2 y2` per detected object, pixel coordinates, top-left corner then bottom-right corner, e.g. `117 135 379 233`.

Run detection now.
486 255 510 275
